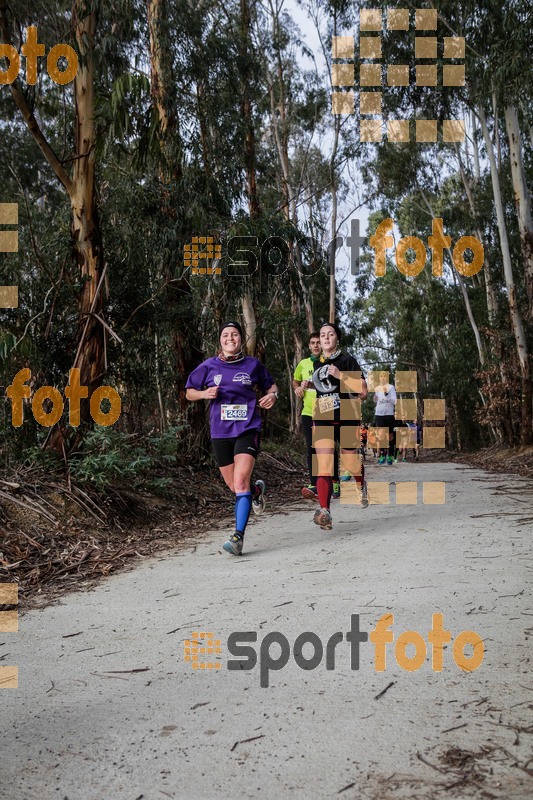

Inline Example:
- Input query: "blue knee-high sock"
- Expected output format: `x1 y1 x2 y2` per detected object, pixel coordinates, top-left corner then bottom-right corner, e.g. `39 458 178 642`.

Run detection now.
235 492 253 537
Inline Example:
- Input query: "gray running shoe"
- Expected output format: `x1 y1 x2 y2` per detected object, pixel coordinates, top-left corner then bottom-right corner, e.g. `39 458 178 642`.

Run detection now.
252 480 266 515
223 534 243 556
361 480 369 508
313 507 332 530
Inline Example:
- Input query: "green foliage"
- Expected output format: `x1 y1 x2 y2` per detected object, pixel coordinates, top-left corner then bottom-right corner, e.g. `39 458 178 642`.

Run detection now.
69 429 153 490
67 425 186 492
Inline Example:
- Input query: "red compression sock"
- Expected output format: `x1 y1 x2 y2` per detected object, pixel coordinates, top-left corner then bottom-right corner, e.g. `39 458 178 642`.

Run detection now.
316 476 333 509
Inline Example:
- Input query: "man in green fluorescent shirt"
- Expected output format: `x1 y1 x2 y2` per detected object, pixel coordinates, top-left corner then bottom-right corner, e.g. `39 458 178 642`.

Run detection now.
293 331 340 501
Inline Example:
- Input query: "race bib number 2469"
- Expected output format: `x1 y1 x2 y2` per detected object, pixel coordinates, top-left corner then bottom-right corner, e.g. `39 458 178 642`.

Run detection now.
221 404 248 420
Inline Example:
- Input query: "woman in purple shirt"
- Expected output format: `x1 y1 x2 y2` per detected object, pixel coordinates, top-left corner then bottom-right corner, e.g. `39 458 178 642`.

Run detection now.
186 321 279 556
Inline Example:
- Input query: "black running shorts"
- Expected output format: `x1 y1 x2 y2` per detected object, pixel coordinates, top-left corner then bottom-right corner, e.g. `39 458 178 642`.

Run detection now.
212 430 261 467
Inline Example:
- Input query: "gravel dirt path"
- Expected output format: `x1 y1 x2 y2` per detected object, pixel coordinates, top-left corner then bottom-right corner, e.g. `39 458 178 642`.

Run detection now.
1 460 532 799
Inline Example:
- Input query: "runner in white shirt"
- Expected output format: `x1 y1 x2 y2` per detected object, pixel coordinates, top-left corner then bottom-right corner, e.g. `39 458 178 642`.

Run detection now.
374 371 397 465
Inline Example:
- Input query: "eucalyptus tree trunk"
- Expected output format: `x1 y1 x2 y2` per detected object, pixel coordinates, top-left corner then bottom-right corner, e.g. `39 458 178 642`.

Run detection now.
147 0 169 430
147 0 203 441
479 107 532 444
267 65 313 338
469 119 499 321
326 9 341 324
241 0 261 220
455 144 499 323
147 0 171 145
265 1 310 358
70 3 104 398
196 79 211 177
282 327 296 433
238 0 262 363
1 0 105 451
471 111 481 180
456 273 485 366
147 0 181 180
154 328 166 432
504 105 533 319
329 162 338 323
421 188 486 366
242 292 257 355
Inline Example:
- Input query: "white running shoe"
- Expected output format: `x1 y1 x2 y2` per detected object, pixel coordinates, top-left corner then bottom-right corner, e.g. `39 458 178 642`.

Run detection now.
252 480 266 515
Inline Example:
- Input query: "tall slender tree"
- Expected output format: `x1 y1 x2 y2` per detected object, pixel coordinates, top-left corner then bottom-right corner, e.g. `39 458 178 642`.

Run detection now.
1 0 105 449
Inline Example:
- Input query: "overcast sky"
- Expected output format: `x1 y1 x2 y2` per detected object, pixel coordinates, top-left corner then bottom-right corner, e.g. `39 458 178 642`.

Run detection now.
285 0 371 304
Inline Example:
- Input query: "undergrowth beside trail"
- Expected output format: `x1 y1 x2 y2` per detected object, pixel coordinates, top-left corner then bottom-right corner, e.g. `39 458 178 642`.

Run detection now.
0 430 307 608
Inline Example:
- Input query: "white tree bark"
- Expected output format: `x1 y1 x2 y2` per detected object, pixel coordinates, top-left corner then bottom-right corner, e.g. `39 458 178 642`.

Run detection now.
479 108 529 370
504 105 533 318
479 106 531 443
471 111 481 180
242 291 257 355
420 187 486 365
454 144 499 323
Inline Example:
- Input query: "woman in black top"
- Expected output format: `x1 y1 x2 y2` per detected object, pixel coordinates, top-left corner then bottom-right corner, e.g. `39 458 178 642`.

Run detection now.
311 323 369 529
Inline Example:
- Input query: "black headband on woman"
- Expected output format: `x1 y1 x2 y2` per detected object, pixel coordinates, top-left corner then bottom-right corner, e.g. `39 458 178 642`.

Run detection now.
219 321 243 339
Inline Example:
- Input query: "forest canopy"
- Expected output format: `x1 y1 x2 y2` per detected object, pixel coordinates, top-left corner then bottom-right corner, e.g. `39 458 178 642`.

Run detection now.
1 0 532 481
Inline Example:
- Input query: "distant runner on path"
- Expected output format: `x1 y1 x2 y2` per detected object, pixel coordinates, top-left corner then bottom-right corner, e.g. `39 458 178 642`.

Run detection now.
185 321 279 556
374 370 397 465
311 323 369 530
